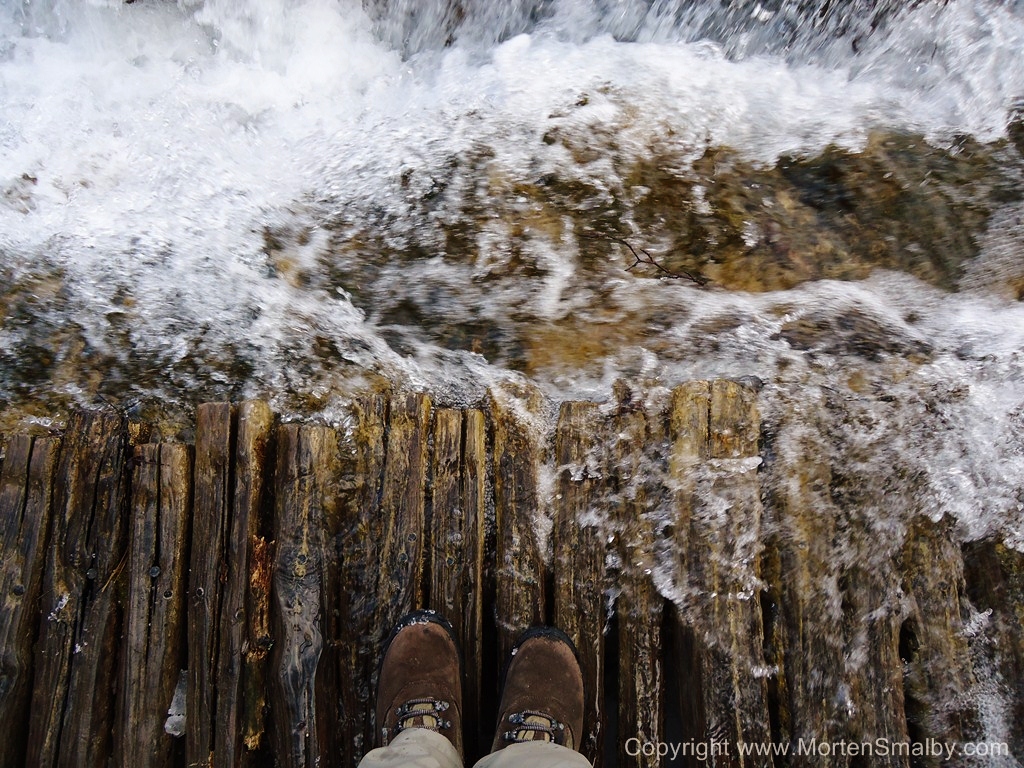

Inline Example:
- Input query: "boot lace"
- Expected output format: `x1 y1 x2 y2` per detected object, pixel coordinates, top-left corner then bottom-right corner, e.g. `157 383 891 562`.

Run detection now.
502 711 565 744
393 698 452 736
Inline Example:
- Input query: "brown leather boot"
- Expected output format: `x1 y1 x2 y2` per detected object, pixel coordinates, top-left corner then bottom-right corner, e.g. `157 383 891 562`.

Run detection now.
490 626 585 753
375 610 463 757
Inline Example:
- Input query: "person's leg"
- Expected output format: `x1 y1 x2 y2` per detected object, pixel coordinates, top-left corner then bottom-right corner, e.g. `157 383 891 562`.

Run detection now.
361 610 465 768
471 741 592 768
475 627 593 768
359 728 463 768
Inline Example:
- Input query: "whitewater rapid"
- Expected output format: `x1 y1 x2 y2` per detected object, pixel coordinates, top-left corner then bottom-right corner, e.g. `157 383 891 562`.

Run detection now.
1 0 1024 550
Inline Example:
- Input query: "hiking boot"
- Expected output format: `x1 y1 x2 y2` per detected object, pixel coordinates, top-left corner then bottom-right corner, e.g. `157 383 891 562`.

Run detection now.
375 610 463 757
491 626 584 753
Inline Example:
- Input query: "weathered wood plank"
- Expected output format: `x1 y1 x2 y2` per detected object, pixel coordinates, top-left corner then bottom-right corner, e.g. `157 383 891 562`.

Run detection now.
115 442 192 768
900 518 980 749
27 409 130 768
374 393 432 632
217 400 274 765
244 534 274 753
840 563 911 766
428 408 486 758
1 435 58 768
429 409 463 629
307 417 346 768
612 407 664 768
667 380 709 754
336 394 388 764
350 392 432 759
187 402 233 768
709 379 760 459
671 381 772 765
461 408 487 760
491 391 546 662
961 538 1024 758
552 401 606 767
270 424 339 768
760 393 845 763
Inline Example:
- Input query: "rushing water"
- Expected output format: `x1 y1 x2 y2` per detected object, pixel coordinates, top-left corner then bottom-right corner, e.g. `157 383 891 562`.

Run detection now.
3 0 1023 524
2 0 1024 752
2 6 1023 509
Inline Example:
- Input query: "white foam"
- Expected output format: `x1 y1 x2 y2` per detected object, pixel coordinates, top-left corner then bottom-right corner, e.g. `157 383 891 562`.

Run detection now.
2 0 1024 553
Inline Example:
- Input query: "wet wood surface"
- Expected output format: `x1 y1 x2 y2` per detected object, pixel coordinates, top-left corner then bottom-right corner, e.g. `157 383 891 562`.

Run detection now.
26 410 130 768
0 382 1017 768
115 442 191 768
429 408 486 758
670 380 772 767
270 424 340 768
553 401 606 767
187 403 233 768
490 391 546 663
0 435 58 768
612 406 664 768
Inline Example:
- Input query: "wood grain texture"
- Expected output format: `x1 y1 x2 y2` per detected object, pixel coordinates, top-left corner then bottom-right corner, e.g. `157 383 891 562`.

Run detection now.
428 408 486 759
552 401 606 767
335 394 388 764
270 424 339 768
217 401 274 765
490 393 546 662
27 410 130 768
0 436 58 768
760 392 846 763
611 408 664 768
187 403 233 768
670 381 772 766
115 442 192 768
374 393 432 632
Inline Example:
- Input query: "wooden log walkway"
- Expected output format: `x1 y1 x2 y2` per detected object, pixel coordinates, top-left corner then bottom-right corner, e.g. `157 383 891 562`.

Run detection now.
0 381 1021 767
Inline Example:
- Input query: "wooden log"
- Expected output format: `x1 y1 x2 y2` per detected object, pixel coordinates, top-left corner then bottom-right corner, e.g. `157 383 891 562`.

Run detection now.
270 424 339 768
670 381 772 765
27 409 131 768
328 391 432 760
244 535 274 752
961 537 1024 758
490 391 546 662
374 393 432 633
0 435 58 768
611 407 664 768
552 401 606 766
115 442 192 768
899 517 980 750
187 402 233 768
461 409 487 758
305 417 343 768
668 380 710 752
760 392 846 761
839 563 911 766
428 408 486 759
217 401 274 764
335 394 388 763
709 379 760 459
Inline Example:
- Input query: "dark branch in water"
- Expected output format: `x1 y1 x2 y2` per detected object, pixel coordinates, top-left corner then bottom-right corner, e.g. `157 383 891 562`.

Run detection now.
581 233 709 286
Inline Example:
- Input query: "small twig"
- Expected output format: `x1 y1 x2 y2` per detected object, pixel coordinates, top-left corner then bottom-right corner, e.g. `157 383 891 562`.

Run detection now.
580 233 709 286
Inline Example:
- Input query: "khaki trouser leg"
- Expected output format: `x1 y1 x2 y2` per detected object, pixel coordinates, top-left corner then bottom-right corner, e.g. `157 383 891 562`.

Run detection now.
357 730 594 768
358 730 463 768
472 742 594 768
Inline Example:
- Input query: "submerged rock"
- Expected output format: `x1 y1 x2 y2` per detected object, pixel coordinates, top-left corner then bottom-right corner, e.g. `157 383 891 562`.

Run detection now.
307 129 1017 375
775 308 933 361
